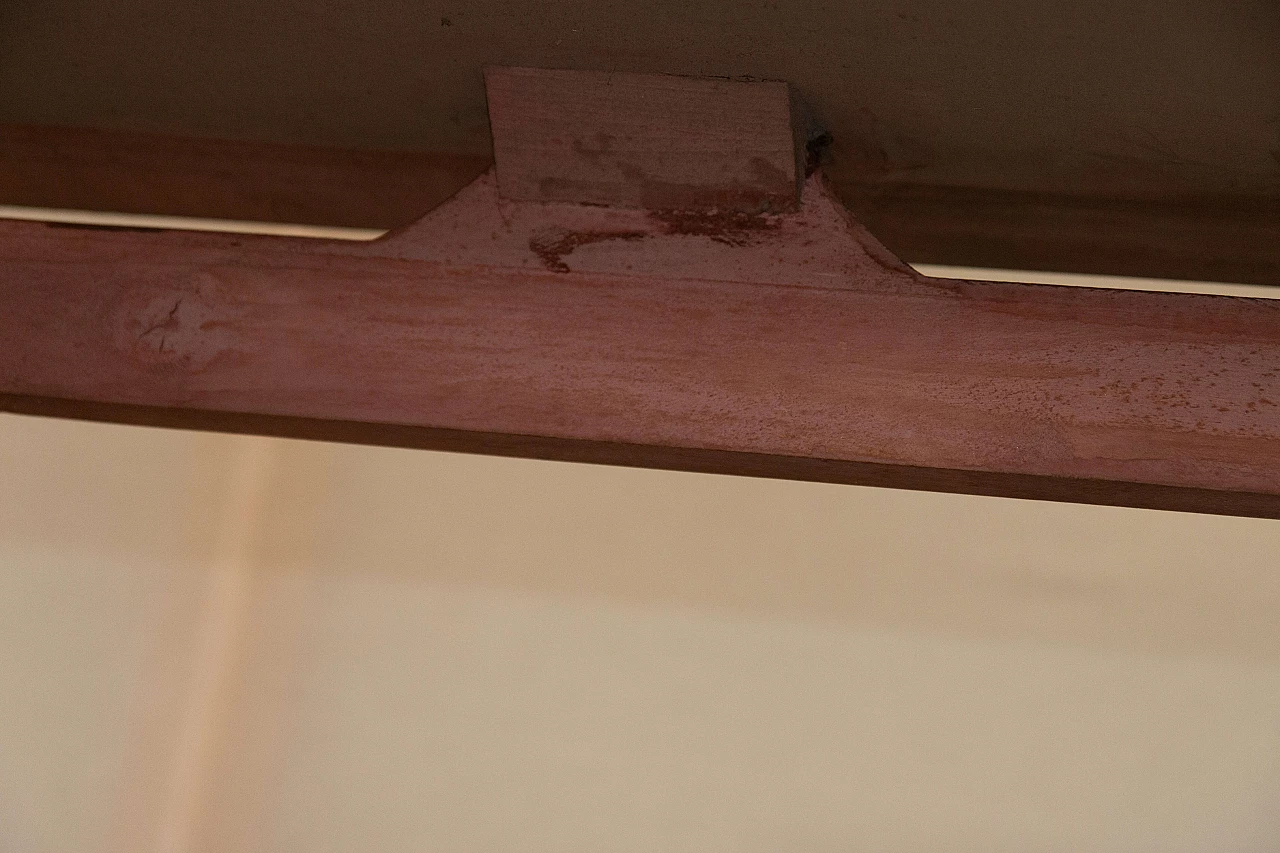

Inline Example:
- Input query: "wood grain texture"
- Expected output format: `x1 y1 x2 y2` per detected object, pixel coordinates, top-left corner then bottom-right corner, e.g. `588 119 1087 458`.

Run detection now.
3 170 1280 518
484 67 800 211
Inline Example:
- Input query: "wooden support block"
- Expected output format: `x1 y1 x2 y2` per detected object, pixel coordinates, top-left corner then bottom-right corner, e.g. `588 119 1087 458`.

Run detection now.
484 67 801 212
3 170 1280 518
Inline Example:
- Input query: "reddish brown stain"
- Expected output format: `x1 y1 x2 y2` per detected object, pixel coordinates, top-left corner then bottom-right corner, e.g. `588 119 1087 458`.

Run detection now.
534 160 796 213
649 208 781 246
611 160 796 212
529 228 648 273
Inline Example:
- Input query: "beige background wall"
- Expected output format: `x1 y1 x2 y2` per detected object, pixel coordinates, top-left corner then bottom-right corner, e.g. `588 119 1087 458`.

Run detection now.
2 413 1280 852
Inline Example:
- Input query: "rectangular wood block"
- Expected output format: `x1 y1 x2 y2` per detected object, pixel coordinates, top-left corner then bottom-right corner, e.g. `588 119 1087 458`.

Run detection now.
484 66 800 211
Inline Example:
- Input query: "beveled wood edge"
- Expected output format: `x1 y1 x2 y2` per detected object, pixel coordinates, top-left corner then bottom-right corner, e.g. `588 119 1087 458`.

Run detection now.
6 395 1277 520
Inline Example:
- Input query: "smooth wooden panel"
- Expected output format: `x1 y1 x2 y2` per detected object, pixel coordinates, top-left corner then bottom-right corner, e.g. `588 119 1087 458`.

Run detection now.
485 67 800 211
846 183 1280 290
3 123 1279 288
4 0 1275 204
2 173 1280 518
0 124 488 228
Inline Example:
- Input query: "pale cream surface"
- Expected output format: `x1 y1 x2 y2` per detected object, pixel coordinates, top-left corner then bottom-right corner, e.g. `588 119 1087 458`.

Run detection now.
2 413 1280 852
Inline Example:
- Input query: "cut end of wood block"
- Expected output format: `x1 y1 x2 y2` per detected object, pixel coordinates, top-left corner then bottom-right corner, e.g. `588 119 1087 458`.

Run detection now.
484 66 801 213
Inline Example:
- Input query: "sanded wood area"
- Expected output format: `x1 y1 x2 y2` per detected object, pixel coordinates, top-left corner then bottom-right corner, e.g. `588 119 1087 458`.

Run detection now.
484 67 800 211
2 172 1279 518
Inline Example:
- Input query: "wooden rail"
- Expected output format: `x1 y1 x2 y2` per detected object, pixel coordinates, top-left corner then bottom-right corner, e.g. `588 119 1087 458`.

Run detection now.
4 169 1279 517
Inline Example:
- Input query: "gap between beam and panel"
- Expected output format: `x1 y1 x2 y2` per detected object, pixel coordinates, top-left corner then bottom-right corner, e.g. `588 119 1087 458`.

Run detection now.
1 204 1272 300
